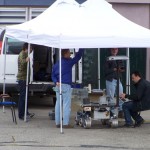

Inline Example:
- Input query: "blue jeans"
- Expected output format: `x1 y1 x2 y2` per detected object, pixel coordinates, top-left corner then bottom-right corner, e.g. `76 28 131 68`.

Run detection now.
106 79 124 111
122 101 143 125
54 84 72 125
18 80 29 118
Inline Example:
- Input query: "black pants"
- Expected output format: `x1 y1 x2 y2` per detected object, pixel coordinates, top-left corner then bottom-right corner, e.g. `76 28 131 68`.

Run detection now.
18 80 29 118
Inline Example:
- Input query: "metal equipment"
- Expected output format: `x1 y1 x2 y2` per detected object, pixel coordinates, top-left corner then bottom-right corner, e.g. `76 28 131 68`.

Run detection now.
75 93 118 129
75 56 129 129
107 56 129 109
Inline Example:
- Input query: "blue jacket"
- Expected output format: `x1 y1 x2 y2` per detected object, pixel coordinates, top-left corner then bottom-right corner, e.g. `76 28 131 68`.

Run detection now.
52 49 84 85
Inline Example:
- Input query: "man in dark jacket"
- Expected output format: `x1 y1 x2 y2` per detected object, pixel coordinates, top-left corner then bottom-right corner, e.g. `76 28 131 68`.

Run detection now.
104 48 124 117
120 71 150 127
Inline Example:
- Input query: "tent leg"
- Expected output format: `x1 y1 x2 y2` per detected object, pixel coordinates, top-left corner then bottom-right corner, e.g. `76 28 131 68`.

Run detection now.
98 48 100 89
2 35 7 113
126 48 130 95
24 43 30 122
59 47 63 134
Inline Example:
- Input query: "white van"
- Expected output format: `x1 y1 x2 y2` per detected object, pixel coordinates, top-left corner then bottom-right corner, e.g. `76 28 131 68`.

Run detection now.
0 31 82 95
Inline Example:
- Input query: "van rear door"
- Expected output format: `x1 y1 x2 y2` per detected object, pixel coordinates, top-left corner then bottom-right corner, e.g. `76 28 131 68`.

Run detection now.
29 45 54 93
0 38 24 84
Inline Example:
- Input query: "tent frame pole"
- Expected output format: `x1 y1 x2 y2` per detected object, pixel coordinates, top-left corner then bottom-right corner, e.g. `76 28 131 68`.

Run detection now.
126 48 130 94
98 48 100 89
24 43 30 122
2 34 7 112
59 47 63 134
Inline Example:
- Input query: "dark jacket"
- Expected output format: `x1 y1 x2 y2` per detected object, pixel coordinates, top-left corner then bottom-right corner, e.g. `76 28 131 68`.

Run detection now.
104 59 118 81
17 50 28 80
52 49 84 85
125 78 150 110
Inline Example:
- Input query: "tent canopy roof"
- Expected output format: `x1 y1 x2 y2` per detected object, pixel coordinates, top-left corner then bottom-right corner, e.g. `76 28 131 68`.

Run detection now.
5 0 150 48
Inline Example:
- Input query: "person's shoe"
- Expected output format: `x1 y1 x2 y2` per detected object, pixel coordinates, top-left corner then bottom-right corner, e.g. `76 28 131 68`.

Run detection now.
123 123 134 128
134 119 144 127
27 113 35 118
63 124 74 128
19 116 29 121
56 124 60 128
19 116 24 120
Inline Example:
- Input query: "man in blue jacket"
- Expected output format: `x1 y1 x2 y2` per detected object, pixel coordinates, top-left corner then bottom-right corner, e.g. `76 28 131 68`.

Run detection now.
52 49 84 128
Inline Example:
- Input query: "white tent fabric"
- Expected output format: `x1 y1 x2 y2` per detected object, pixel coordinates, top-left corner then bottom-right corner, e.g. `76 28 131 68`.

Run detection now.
5 0 80 48
3 0 148 131
5 0 150 48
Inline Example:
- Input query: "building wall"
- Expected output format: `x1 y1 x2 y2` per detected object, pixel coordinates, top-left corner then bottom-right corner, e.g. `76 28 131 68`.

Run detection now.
106 0 150 80
112 4 150 28
0 0 85 6
0 0 54 6
107 0 150 3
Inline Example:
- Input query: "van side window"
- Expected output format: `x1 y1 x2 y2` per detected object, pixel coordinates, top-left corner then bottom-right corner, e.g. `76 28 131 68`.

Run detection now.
5 38 24 55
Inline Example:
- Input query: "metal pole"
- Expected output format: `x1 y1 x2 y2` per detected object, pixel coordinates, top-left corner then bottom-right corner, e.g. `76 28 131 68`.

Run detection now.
59 47 63 134
98 48 100 89
116 61 119 107
126 48 130 94
2 34 7 112
128 48 130 95
24 43 30 122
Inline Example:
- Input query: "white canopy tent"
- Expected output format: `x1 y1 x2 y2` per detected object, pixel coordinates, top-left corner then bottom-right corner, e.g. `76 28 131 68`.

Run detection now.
5 0 150 48
2 0 150 132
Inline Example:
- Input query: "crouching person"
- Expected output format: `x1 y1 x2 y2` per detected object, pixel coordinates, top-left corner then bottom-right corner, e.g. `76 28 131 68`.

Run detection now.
120 71 150 128
52 49 84 128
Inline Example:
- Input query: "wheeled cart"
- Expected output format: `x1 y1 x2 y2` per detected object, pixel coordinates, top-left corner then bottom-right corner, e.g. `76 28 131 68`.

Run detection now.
75 97 119 129
75 55 129 129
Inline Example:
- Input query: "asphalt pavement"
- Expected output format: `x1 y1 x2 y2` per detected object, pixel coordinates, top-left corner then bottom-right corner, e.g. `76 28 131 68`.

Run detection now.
0 96 150 150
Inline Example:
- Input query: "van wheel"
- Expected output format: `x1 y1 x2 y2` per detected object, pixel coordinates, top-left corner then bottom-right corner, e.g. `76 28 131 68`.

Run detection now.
111 119 118 128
